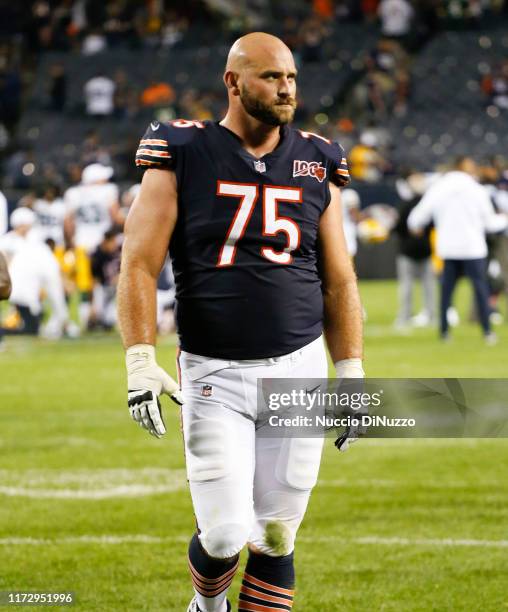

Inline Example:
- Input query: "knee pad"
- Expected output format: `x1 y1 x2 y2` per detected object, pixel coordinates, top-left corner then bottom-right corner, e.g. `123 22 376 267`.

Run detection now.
200 523 250 559
185 418 230 482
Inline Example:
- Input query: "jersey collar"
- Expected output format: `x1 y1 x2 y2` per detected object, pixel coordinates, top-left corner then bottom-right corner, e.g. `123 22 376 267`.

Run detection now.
215 122 293 162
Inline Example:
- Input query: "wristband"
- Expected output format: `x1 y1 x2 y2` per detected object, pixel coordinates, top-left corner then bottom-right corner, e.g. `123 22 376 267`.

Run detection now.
126 344 156 367
334 358 365 378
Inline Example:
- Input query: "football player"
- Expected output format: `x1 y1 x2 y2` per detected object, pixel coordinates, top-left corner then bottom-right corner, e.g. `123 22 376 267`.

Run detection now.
64 163 122 329
118 32 364 612
32 184 66 246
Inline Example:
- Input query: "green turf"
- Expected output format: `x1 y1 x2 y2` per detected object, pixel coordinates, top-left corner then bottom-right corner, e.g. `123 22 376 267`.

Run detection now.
0 280 507 611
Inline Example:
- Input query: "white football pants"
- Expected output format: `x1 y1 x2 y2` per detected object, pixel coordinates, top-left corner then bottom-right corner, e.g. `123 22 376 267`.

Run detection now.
179 336 328 559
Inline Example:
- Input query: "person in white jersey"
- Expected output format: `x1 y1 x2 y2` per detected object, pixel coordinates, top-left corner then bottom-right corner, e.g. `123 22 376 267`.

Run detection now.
32 184 66 245
64 163 122 328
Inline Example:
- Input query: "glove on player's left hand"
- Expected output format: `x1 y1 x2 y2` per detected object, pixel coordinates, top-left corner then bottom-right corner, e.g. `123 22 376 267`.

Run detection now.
126 344 183 438
334 358 365 452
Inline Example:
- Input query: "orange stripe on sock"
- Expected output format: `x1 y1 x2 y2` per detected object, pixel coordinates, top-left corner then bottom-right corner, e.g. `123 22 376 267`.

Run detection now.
243 573 295 597
238 601 290 612
240 585 293 606
192 577 235 598
191 570 235 595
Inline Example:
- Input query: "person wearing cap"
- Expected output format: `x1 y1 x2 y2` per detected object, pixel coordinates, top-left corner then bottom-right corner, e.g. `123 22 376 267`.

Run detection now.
63 163 122 329
0 207 69 337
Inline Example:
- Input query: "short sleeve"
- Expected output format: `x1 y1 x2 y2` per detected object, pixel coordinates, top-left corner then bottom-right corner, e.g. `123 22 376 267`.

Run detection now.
329 144 351 187
135 121 174 169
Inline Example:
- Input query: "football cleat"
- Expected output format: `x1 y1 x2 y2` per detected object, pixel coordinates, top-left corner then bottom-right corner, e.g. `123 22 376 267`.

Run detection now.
186 597 200 612
186 597 231 612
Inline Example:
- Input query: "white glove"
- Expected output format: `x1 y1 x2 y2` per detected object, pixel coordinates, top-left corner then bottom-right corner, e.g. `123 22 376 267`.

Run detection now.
334 358 365 452
126 344 183 438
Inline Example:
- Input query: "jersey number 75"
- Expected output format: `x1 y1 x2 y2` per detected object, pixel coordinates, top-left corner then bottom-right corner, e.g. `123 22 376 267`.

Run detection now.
216 181 302 267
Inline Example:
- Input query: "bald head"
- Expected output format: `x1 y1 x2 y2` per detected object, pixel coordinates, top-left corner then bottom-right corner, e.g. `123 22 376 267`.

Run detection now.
223 32 298 127
226 32 294 73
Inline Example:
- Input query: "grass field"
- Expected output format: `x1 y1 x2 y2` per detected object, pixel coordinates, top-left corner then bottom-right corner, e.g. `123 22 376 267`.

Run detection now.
0 280 507 611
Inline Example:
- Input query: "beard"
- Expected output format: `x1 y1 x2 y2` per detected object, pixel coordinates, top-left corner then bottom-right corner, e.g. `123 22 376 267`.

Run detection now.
240 86 297 126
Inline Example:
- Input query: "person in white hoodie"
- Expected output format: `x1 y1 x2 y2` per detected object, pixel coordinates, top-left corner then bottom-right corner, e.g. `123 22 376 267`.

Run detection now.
0 207 68 337
408 157 508 342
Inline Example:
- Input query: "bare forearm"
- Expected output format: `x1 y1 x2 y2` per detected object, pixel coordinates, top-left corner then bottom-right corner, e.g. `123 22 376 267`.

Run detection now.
117 260 158 348
116 170 178 349
63 216 75 246
323 277 363 363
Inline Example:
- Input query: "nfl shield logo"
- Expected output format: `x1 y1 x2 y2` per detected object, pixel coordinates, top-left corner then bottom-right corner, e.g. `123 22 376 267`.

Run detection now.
254 160 266 173
201 384 213 397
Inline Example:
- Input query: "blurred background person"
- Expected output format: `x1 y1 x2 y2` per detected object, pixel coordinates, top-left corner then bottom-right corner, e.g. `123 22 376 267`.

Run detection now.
481 61 508 110
393 172 435 329
64 163 122 329
84 71 115 117
490 172 508 319
341 187 362 259
349 131 389 182
47 62 67 112
90 228 121 330
378 0 414 44
32 183 66 245
408 157 508 343
0 207 68 338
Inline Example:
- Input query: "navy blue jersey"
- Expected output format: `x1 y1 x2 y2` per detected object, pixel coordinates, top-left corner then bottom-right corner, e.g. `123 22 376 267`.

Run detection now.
135 119 350 359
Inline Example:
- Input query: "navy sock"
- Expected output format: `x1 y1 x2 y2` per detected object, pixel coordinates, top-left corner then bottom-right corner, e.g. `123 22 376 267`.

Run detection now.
188 533 238 606
239 550 295 611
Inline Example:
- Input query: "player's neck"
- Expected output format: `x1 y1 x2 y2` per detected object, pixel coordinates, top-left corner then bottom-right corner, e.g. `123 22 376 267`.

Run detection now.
220 113 282 159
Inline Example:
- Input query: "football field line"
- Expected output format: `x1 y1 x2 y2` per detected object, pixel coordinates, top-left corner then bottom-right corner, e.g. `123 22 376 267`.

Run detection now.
0 468 188 499
0 534 506 548
0 484 185 499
